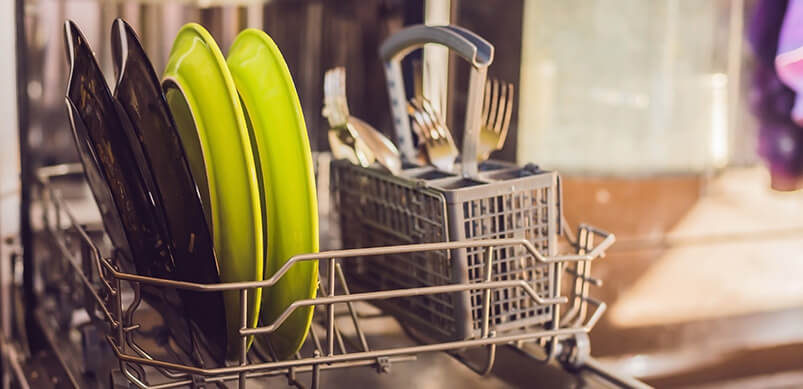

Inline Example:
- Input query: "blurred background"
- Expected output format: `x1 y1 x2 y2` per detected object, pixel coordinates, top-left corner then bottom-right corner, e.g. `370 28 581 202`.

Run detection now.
3 0 803 387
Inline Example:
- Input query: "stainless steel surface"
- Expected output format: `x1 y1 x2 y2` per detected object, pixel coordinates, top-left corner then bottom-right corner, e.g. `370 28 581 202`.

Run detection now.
408 96 459 172
26 163 633 388
478 79 514 161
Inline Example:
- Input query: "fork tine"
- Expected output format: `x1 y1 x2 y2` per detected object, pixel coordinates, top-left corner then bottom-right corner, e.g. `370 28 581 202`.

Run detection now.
406 99 420 128
421 97 443 121
423 111 441 142
492 81 505 133
417 114 434 144
497 82 514 149
482 79 492 126
423 98 449 143
419 98 442 140
407 96 457 171
410 117 425 142
408 98 433 142
488 79 500 133
414 98 440 141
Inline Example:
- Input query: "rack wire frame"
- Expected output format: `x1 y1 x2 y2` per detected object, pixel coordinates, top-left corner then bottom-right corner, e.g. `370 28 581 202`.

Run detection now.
34 164 614 389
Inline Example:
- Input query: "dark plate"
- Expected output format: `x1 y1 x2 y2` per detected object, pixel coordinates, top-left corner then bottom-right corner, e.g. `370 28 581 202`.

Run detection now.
65 19 224 361
110 18 227 362
64 20 172 278
64 96 131 263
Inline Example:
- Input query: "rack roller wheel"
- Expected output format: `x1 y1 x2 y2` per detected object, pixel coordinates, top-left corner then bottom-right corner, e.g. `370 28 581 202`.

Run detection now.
561 333 591 370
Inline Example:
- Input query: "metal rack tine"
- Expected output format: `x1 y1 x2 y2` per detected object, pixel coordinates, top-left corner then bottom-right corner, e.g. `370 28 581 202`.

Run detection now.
335 326 348 355
335 263 370 352
450 245 498 376
317 266 350 356
188 325 208 368
326 258 336 356
309 322 324 356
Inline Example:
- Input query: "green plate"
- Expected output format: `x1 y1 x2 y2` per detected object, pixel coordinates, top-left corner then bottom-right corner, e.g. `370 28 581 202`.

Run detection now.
227 29 319 360
161 23 264 360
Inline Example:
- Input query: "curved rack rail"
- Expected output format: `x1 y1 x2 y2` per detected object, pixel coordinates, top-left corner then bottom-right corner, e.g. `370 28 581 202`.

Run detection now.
35 164 617 389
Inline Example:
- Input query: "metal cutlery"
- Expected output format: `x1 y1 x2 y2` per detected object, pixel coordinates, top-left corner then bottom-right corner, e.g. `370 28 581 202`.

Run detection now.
323 67 375 167
478 78 514 161
323 67 402 174
407 96 459 172
327 124 375 167
351 117 402 175
380 24 493 177
323 67 350 128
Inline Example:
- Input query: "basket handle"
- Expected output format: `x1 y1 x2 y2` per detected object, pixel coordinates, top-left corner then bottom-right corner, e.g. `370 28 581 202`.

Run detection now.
380 24 494 177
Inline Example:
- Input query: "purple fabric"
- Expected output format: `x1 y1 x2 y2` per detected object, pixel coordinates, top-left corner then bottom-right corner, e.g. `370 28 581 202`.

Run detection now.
778 0 803 54
776 0 803 123
749 0 789 64
749 0 803 186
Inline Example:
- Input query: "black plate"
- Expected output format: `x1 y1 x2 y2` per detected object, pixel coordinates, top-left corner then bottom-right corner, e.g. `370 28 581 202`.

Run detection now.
64 20 173 279
64 20 226 362
110 18 227 362
64 97 131 262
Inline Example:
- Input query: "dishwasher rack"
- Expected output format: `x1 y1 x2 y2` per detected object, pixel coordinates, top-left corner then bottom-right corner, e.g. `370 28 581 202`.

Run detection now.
28 163 618 389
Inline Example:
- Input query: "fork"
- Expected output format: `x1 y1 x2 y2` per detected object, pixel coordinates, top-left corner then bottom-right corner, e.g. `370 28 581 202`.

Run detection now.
407 96 458 172
477 78 514 161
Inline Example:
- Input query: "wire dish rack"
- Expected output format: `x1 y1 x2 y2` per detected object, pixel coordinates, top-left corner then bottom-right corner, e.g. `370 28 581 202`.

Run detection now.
30 163 616 389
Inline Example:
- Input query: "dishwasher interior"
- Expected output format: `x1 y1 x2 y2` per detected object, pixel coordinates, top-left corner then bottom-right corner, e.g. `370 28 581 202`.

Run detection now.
4 1 803 388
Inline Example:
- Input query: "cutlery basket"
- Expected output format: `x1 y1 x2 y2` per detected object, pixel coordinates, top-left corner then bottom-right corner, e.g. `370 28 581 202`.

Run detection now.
331 159 561 340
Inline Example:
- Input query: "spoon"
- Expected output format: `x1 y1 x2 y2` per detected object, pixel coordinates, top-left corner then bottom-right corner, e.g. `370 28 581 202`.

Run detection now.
350 117 402 175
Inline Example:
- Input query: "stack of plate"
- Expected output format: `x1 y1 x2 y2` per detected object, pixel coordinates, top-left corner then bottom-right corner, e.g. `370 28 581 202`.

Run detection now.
64 19 318 363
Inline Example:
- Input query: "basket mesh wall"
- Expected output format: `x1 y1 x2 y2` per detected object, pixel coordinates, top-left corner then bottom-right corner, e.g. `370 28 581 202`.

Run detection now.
331 161 558 340
332 164 458 337
461 189 554 335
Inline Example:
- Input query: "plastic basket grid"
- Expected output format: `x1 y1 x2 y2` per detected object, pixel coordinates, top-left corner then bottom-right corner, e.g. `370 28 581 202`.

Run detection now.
333 164 459 337
332 160 559 340
462 189 553 334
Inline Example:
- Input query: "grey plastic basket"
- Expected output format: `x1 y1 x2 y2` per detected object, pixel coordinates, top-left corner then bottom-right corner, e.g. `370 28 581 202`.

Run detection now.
331 159 561 341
